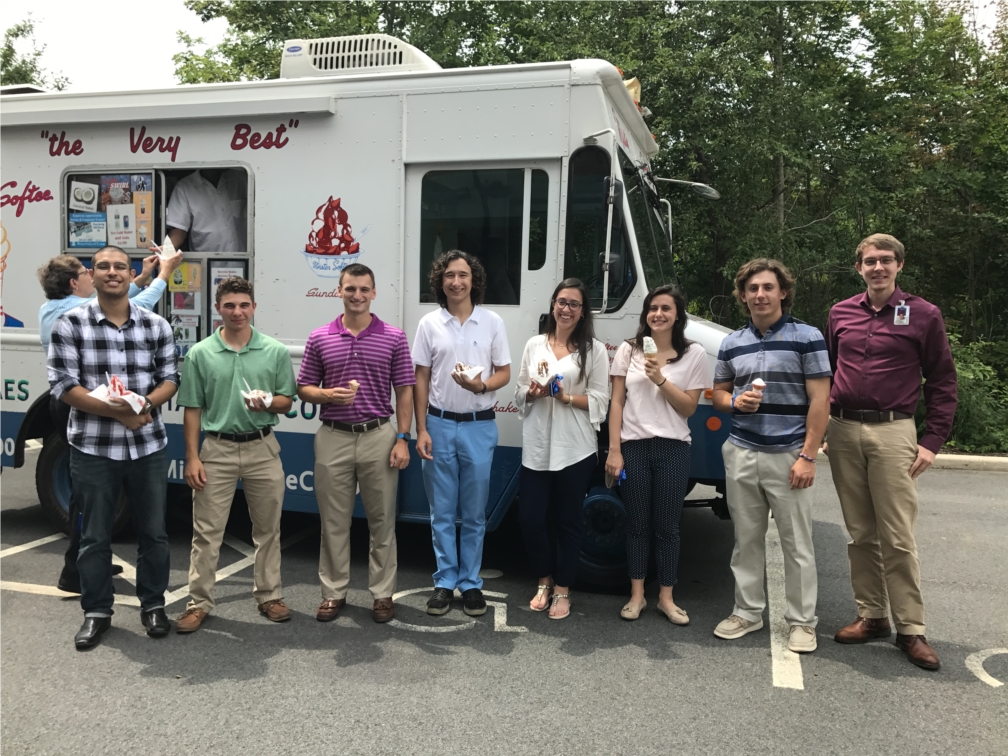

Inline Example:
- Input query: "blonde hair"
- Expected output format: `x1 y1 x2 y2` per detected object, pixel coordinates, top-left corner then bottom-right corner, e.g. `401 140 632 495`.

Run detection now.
856 233 905 264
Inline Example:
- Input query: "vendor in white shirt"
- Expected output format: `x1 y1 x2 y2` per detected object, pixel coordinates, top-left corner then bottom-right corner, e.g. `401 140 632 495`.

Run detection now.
514 278 609 620
164 169 247 252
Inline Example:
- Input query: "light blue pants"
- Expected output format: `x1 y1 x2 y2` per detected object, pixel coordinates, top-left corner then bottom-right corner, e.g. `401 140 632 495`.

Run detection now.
423 415 498 592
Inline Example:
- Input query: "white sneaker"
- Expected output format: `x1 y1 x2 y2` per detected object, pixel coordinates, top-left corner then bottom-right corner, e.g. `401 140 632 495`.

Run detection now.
714 614 764 639
788 625 817 653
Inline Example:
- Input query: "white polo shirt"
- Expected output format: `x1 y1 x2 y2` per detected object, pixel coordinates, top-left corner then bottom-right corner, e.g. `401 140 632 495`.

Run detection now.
166 170 247 252
412 306 511 413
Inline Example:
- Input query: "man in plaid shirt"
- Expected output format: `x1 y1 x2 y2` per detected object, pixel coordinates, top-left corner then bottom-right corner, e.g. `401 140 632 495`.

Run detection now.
48 246 179 650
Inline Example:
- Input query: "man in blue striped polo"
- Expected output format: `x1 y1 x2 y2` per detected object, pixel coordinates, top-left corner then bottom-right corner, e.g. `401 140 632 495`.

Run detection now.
711 259 831 653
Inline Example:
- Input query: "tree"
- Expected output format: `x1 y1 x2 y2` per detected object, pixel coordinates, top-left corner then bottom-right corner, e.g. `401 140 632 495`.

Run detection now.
1 16 69 91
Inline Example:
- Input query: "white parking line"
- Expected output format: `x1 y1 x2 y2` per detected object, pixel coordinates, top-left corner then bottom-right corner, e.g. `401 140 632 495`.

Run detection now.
163 526 316 606
0 533 65 559
966 648 1008 688
0 580 141 607
766 515 804 690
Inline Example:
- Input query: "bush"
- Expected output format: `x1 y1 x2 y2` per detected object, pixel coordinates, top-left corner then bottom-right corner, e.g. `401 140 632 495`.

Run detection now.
920 335 1008 454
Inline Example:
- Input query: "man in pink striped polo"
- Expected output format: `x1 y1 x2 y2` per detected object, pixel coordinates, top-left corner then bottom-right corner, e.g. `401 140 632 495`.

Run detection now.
297 263 415 624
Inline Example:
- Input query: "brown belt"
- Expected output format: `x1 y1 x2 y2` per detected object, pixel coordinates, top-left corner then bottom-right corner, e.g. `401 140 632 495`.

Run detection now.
830 407 913 424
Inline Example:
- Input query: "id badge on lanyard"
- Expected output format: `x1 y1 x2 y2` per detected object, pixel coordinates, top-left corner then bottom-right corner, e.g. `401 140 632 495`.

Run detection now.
894 300 910 326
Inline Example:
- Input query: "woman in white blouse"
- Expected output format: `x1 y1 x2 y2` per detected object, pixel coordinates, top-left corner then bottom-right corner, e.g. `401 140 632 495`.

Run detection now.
606 285 712 624
515 279 610 620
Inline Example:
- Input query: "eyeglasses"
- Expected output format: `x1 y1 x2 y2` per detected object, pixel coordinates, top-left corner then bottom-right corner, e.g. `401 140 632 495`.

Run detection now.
94 262 131 272
860 256 898 268
554 299 583 311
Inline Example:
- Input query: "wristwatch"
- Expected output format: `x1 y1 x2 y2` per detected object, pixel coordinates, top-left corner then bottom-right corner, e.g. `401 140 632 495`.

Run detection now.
478 384 487 395
397 432 411 442
140 397 153 415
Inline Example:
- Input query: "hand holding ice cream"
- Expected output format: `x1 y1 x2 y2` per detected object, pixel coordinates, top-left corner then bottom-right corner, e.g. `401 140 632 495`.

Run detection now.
733 377 765 413
642 336 666 386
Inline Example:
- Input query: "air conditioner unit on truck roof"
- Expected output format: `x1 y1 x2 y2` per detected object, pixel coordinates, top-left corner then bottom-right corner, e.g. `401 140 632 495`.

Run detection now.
280 34 442 79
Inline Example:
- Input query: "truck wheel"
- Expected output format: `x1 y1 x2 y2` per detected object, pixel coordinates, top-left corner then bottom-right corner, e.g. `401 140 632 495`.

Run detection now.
578 486 629 591
36 432 130 536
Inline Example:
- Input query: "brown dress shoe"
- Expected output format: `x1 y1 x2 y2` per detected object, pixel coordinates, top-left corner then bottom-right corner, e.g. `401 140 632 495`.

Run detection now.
176 607 208 634
373 597 394 623
834 617 892 644
258 599 292 623
316 598 346 622
896 634 940 670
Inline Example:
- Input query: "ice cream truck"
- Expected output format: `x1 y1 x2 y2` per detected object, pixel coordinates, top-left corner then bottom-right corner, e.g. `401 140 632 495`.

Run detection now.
0 34 731 585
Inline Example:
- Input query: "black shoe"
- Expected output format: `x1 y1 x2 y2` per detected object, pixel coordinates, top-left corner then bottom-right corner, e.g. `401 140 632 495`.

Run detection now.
462 588 487 617
57 568 81 594
141 608 171 638
111 564 124 576
426 587 454 616
74 617 111 650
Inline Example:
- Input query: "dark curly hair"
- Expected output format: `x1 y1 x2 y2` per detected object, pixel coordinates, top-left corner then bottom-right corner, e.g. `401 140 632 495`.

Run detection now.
215 276 254 305
428 250 486 308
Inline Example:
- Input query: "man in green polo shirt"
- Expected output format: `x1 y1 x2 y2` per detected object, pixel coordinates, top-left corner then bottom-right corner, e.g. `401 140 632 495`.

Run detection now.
175 277 297 633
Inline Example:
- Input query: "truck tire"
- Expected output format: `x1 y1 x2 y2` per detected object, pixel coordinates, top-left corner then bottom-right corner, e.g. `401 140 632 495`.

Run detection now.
36 432 130 536
577 486 630 591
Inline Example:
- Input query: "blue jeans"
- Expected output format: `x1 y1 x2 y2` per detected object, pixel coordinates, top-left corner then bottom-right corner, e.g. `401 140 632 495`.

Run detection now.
70 447 170 617
422 415 498 592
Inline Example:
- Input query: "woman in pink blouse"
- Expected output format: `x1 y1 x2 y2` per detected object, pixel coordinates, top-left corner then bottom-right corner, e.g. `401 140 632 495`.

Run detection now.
606 286 712 624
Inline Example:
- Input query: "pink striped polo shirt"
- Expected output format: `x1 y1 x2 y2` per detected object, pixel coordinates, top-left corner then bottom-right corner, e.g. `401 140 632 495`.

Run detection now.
297 314 415 423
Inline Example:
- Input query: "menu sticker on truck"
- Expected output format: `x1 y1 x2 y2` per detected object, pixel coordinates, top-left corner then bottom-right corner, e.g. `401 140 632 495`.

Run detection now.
68 213 107 248
169 262 202 293
131 174 153 248
106 204 135 248
69 181 99 212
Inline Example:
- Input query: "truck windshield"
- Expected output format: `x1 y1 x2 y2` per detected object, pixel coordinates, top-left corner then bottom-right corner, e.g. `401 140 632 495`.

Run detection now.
618 150 673 288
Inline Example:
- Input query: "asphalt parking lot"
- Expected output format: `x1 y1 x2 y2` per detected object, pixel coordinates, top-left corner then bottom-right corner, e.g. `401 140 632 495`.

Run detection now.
2 451 1006 756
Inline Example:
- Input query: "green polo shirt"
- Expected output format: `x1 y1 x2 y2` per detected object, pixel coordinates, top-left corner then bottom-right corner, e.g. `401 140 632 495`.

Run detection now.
177 327 297 434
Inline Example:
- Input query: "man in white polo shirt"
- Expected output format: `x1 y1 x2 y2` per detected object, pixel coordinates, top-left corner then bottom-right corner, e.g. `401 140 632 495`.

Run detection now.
413 250 511 618
165 169 247 252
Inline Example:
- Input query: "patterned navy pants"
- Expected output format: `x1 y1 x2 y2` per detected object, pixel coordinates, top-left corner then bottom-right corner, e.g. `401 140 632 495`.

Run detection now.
621 437 691 586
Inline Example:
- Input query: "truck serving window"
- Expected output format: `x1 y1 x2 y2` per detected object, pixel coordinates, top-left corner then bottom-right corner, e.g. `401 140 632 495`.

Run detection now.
563 146 636 312
618 150 672 288
419 169 525 305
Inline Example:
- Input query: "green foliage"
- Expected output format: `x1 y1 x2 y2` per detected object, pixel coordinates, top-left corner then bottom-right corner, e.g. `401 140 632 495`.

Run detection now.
1 16 69 90
933 335 1008 453
175 0 1008 449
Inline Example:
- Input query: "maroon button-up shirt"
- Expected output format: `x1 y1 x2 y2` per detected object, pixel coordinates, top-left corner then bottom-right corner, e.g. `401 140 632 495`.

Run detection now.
826 286 957 453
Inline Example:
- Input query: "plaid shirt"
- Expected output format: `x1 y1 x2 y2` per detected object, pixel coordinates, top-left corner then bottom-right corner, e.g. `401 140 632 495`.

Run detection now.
47 299 178 460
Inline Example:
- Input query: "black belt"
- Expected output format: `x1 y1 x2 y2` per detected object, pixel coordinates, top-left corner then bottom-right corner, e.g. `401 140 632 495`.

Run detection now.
323 417 389 433
428 406 495 422
208 426 272 443
831 407 913 424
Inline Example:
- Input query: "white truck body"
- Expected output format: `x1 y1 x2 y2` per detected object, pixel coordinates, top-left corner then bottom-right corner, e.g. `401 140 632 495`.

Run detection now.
1 46 730 549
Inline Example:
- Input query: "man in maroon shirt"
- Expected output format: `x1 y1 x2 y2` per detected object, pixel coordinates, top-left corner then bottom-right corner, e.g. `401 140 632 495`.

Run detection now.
825 233 957 670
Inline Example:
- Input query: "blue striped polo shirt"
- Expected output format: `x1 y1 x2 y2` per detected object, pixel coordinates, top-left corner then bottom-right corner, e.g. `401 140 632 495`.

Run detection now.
715 314 831 452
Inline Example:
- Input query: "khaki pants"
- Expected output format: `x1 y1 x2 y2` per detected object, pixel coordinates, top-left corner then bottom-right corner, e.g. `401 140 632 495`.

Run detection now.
314 422 399 600
187 432 285 613
722 441 818 627
827 416 925 635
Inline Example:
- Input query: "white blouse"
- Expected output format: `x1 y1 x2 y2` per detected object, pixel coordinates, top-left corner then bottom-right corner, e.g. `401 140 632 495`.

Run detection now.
515 335 610 471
